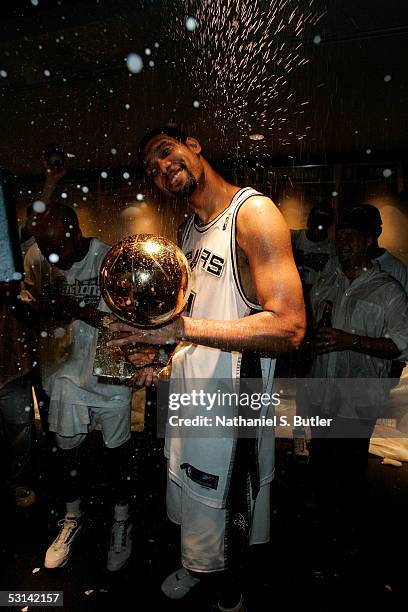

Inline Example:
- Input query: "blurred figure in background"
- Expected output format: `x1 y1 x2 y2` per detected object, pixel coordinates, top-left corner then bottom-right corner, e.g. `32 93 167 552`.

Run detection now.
291 202 336 293
348 204 408 381
0 282 38 508
291 203 336 460
305 209 408 563
24 204 133 572
0 147 67 509
20 144 68 257
19 145 69 436
350 203 408 292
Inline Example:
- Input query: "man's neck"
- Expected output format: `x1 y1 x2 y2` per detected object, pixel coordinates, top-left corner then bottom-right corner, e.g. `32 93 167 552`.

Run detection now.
370 243 385 259
341 257 372 281
188 163 240 225
74 237 92 263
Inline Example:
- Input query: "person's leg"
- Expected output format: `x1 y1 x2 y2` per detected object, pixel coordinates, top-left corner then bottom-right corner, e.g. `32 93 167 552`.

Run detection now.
312 417 376 569
105 438 133 504
104 439 133 571
55 434 86 504
0 374 35 505
96 404 133 571
44 433 87 569
31 365 50 436
161 485 245 610
331 417 376 526
163 435 264 609
217 481 270 610
309 422 335 509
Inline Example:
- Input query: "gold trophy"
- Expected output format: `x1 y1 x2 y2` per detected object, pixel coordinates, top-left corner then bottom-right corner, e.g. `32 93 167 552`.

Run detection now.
93 233 191 382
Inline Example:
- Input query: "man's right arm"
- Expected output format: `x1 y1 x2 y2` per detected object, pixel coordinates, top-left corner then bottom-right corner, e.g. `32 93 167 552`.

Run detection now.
21 156 67 242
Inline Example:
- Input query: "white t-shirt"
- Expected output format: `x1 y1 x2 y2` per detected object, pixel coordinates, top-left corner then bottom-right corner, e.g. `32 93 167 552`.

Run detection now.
24 238 131 435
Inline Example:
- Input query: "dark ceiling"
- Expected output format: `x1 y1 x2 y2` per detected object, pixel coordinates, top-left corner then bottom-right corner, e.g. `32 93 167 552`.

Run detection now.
0 0 407 178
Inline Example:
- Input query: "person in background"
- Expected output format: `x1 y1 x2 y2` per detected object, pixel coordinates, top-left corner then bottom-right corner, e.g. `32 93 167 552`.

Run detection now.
291 202 336 293
19 145 70 437
0 283 38 508
347 204 408 381
0 146 67 508
349 203 408 292
290 203 336 460
305 209 408 558
20 144 68 257
24 204 133 572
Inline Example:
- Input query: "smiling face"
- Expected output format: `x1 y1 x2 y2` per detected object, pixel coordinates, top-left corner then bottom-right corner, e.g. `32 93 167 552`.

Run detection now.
142 135 203 198
335 227 372 269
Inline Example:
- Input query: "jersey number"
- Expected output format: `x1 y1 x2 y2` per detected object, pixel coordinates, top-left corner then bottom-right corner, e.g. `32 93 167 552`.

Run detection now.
184 290 197 318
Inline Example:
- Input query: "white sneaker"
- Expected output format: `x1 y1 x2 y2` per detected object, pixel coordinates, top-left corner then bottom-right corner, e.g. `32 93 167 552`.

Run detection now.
44 515 83 569
161 566 200 599
107 518 132 571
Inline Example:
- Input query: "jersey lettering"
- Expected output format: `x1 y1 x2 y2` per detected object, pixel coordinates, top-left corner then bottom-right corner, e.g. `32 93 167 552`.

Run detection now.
187 248 225 276
207 254 224 277
44 276 101 307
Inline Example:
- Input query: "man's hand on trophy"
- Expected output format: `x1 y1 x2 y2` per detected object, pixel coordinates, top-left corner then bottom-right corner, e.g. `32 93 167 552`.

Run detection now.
108 317 184 348
126 345 174 387
126 363 160 388
126 345 159 367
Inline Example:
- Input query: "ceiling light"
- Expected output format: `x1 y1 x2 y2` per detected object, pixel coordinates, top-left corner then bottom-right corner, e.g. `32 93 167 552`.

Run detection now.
249 133 265 141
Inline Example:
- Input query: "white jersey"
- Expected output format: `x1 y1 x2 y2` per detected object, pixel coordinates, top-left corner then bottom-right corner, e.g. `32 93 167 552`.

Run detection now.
24 238 131 436
166 187 276 508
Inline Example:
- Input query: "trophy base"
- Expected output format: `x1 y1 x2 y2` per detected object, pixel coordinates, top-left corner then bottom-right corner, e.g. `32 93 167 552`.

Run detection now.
93 327 134 382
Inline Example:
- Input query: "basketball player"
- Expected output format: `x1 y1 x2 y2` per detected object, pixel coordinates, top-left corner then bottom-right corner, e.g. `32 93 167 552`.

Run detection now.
24 205 133 572
109 127 305 611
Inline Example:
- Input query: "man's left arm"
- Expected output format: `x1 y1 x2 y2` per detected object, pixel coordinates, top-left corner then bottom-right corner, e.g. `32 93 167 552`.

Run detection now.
315 287 408 360
315 328 401 359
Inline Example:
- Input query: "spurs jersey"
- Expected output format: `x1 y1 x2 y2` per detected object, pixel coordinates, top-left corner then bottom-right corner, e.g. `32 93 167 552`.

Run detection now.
166 187 276 508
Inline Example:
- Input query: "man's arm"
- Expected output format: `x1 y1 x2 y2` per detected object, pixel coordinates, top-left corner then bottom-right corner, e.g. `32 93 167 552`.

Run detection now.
314 282 408 360
39 151 68 204
40 298 108 328
21 156 67 242
0 283 40 326
314 328 401 359
109 196 306 353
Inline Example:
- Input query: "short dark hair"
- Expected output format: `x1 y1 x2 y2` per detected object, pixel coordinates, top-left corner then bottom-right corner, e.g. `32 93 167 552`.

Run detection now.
137 126 188 163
